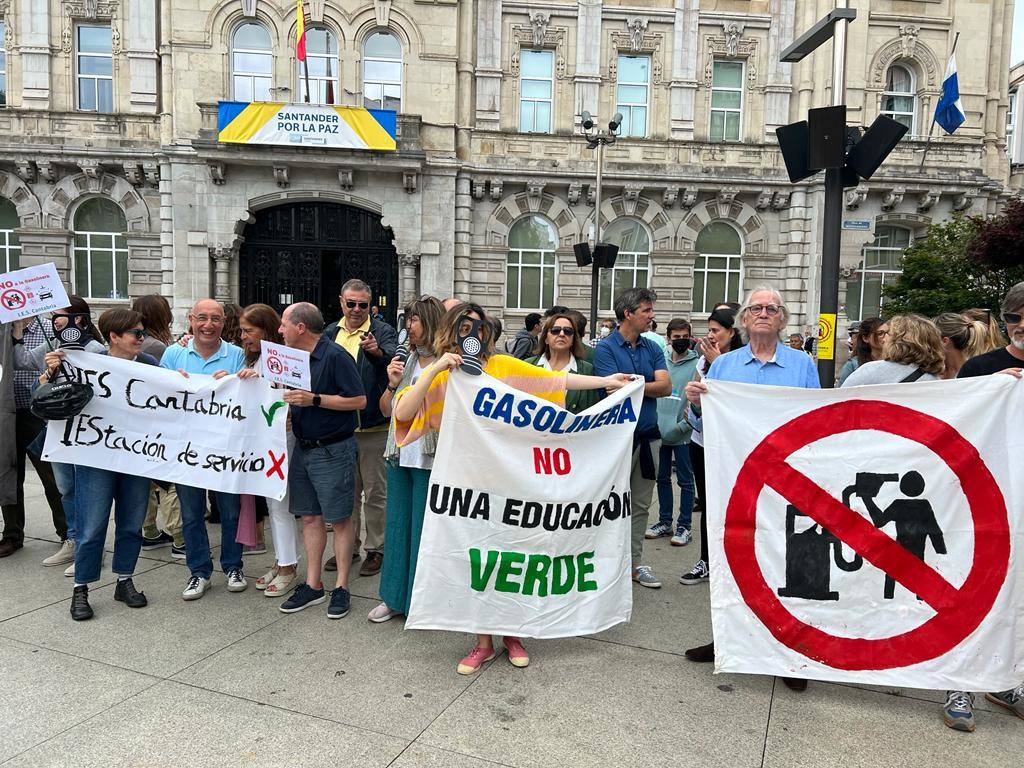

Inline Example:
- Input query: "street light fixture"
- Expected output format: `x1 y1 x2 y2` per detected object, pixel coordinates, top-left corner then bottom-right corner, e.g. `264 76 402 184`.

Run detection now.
578 112 622 342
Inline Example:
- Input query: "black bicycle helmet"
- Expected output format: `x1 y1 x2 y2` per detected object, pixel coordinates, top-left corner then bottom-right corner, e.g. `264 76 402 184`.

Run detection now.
30 377 94 421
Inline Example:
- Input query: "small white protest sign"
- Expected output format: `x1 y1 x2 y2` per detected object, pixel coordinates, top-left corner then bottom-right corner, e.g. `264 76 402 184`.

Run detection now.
260 340 311 390
0 263 71 322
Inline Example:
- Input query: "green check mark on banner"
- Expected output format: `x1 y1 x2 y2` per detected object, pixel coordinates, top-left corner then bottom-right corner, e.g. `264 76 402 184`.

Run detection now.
261 401 286 427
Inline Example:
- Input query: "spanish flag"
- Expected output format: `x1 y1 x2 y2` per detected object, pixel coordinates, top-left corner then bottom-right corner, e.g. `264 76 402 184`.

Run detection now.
296 0 307 61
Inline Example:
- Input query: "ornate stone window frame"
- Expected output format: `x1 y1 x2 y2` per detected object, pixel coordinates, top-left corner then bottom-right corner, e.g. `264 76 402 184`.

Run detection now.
608 17 664 86
868 27 942 128
702 22 758 92
61 1 122 56
509 12 567 81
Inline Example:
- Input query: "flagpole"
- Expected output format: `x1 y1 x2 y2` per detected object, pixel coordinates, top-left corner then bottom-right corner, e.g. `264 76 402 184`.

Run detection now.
303 57 311 104
919 31 960 170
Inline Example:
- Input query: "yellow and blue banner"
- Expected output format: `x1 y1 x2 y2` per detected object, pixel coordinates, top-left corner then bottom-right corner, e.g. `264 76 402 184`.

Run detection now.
217 101 397 151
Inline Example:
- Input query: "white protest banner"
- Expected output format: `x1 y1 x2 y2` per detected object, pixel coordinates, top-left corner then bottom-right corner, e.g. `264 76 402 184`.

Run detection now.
406 372 644 638
43 351 289 499
260 340 311 390
0 263 71 322
703 377 1024 690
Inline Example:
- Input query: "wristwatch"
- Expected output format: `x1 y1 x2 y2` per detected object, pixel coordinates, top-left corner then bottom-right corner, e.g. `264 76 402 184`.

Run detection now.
386 384 398 393
312 394 322 407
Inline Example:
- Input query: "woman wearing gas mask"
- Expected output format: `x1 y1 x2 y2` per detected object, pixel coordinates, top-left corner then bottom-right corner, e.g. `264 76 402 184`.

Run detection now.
392 301 631 676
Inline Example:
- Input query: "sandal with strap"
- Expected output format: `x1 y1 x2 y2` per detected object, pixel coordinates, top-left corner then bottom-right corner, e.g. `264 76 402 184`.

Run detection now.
264 570 299 598
255 566 278 591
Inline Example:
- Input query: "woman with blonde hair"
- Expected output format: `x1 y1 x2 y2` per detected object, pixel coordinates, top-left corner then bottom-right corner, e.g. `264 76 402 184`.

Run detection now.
962 308 1007 357
841 314 944 386
933 312 988 379
392 301 630 675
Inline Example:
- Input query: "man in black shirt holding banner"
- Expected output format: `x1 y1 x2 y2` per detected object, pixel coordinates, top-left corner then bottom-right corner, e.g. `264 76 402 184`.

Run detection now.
275 303 366 620
957 282 1024 378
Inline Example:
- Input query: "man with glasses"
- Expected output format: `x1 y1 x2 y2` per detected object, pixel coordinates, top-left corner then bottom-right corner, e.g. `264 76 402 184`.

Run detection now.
684 285 818 692
323 279 397 576
941 281 1024 732
160 298 247 601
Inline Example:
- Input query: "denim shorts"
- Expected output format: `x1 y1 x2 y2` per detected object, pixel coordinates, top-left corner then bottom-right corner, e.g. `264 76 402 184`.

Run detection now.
289 437 357 524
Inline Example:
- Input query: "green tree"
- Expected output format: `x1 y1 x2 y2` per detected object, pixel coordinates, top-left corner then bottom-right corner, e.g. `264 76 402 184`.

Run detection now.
882 200 1024 317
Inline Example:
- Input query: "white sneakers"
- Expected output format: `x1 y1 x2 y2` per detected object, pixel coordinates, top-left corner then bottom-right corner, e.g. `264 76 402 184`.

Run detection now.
367 602 401 623
182 575 211 600
226 568 248 592
42 539 75 567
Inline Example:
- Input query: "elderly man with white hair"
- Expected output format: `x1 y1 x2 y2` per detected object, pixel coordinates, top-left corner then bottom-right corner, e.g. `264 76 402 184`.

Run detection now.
683 284 819 692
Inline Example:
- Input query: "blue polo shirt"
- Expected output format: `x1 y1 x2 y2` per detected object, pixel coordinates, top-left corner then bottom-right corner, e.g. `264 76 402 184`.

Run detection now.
707 341 820 389
290 334 365 441
593 329 667 437
159 339 246 376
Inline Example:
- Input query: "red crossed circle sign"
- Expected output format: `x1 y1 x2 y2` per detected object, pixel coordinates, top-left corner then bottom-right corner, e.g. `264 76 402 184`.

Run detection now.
266 356 284 375
1 288 26 310
725 400 1010 670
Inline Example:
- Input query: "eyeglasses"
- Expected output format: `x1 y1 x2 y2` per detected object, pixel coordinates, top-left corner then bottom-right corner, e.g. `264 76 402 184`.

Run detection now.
1003 311 1023 325
746 304 781 317
346 301 370 310
548 326 575 337
122 329 147 340
190 314 224 324
876 329 889 338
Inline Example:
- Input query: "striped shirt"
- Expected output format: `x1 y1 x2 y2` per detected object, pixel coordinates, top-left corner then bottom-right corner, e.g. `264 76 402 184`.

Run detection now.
394 354 567 447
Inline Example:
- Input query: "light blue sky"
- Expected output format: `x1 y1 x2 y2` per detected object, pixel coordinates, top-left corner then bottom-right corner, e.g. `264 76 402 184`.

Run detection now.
1015 2 1024 65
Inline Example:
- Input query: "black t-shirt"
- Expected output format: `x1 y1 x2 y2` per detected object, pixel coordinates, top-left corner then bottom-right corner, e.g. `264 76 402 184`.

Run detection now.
957 347 1023 378
290 335 364 441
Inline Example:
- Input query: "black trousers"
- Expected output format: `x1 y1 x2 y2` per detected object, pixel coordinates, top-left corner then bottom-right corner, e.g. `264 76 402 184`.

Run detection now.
689 441 709 563
0 408 67 545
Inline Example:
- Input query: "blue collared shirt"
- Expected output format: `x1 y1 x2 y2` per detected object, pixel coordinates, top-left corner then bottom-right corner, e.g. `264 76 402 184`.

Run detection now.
593 329 667 437
159 339 246 376
707 341 820 389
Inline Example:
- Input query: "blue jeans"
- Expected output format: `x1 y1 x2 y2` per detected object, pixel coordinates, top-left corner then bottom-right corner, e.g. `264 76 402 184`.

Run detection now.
30 430 76 542
176 485 242 579
657 442 695 531
73 466 150 584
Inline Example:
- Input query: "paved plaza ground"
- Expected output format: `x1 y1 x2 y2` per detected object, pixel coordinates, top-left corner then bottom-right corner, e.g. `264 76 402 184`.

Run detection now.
2 473 1022 767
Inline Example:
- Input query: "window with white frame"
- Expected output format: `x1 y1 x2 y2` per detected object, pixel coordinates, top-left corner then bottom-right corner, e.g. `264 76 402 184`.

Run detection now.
615 55 650 138
844 225 912 322
506 215 557 309
232 22 273 102
881 64 916 135
0 21 6 107
519 49 553 133
693 221 743 312
297 27 339 104
73 198 129 301
1008 90 1016 163
77 25 113 113
600 219 650 310
0 198 20 273
710 61 743 142
363 31 402 111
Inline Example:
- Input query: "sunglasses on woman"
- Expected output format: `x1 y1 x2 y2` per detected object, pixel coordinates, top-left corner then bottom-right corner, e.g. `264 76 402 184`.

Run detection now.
122 329 147 340
548 327 575 337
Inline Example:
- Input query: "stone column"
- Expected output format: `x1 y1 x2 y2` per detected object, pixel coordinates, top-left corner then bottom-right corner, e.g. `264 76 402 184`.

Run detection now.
573 0 602 123
126 0 159 114
474 0 503 129
453 174 472 298
20 0 51 108
398 253 421 303
670 0 700 140
209 245 235 304
764 0 796 139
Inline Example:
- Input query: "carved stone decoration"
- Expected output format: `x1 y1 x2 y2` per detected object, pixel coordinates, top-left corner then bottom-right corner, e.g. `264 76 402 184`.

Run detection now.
723 22 746 58
472 179 486 200
78 160 101 180
337 168 354 190
3 11 13 51
586 185 597 206
663 187 678 209
952 192 974 212
529 12 550 47
917 191 940 213
526 180 546 199
625 17 648 52
375 0 392 27
717 187 738 206
755 190 772 211
845 186 868 210
36 161 59 184
680 187 699 209
62 2 120 54
871 37 940 90
111 22 121 54
881 187 905 212
308 0 325 23
489 178 503 202
15 160 36 183
125 164 144 186
142 162 159 187
622 183 643 216
210 244 236 303
403 171 418 194
241 0 258 18
273 166 290 188
704 33 758 90
568 182 582 205
899 25 920 60
771 191 791 211
208 161 226 186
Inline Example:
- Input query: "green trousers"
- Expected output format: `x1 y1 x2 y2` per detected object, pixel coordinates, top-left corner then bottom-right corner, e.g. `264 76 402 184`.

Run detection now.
379 463 431 615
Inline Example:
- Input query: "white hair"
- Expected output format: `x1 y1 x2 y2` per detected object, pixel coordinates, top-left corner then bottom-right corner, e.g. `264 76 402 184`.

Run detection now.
739 285 790 332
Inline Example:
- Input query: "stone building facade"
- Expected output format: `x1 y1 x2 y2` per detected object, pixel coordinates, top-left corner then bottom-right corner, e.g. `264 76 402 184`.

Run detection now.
0 0 1015 336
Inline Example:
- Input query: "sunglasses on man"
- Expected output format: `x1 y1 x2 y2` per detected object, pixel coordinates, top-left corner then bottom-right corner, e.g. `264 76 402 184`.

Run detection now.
346 301 370 310
1003 311 1023 325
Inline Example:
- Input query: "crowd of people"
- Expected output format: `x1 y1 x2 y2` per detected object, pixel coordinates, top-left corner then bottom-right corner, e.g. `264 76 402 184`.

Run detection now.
1 276 1023 733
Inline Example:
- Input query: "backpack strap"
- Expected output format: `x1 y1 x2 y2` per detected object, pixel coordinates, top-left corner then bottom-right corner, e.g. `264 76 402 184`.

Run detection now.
899 367 926 383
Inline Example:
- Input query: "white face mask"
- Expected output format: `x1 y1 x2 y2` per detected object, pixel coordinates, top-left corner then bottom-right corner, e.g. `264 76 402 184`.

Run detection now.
599 327 611 338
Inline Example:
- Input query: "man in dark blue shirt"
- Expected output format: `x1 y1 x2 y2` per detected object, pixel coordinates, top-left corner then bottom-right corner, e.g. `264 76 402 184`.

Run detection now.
276 303 366 621
594 287 671 589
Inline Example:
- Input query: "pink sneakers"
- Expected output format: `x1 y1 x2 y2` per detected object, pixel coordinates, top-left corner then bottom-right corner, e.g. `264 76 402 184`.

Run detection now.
503 637 530 668
456 645 496 675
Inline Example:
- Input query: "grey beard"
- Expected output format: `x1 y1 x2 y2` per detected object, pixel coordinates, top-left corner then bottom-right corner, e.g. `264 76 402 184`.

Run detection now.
1011 337 1024 351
